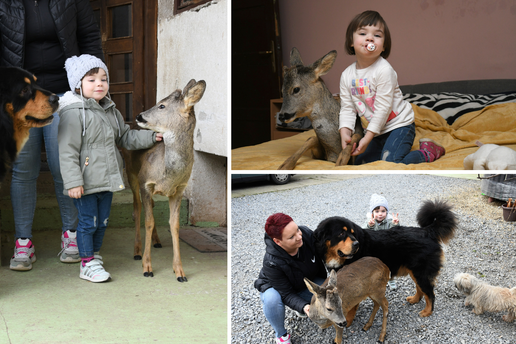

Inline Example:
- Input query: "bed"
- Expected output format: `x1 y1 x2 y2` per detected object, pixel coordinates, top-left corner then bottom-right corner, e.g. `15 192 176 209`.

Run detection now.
231 79 516 170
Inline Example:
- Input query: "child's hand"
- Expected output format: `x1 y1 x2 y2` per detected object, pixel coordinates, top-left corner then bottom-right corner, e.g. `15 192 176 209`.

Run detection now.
68 186 84 199
155 133 163 142
339 127 352 150
368 213 375 226
392 213 399 225
351 131 374 156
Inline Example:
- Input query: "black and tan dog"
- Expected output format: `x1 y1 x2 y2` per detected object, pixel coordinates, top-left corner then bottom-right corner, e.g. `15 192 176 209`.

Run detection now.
314 200 458 317
0 67 57 181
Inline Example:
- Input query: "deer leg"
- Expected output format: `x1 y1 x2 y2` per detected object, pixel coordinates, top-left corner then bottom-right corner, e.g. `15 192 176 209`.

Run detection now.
150 198 162 248
335 132 362 166
132 184 143 260
363 300 380 332
378 296 389 343
345 304 359 327
332 323 344 344
169 190 187 282
278 136 321 170
141 192 155 277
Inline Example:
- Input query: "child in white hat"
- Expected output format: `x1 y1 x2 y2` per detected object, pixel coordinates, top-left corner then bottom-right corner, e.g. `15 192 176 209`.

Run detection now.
365 193 399 289
57 54 163 282
365 193 399 230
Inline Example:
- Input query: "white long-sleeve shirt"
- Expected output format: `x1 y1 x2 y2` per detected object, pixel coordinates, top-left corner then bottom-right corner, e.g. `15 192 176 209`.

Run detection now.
339 57 414 135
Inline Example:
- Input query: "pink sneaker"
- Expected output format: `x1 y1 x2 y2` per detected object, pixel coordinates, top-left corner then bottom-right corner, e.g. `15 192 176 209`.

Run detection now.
419 138 445 162
10 238 36 271
58 230 81 263
276 333 291 344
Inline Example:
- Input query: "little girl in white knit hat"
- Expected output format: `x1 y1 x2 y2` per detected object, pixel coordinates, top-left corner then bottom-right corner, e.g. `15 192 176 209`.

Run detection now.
57 54 163 282
365 193 400 289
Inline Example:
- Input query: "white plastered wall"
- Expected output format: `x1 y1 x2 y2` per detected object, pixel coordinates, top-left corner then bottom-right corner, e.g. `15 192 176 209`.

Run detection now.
157 0 227 226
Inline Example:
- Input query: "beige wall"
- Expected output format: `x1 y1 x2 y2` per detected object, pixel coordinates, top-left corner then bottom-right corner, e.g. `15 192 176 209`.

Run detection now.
157 0 227 226
279 0 516 94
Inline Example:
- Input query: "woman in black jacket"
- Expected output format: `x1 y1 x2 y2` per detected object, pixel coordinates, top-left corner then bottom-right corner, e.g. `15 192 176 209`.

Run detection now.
0 0 104 271
255 213 327 344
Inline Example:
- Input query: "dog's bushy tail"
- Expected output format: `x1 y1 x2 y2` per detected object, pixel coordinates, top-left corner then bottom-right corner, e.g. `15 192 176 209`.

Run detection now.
417 199 458 244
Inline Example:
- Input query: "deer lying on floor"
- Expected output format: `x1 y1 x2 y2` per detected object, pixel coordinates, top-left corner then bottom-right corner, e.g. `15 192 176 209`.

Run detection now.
123 79 206 282
277 48 363 170
304 257 390 343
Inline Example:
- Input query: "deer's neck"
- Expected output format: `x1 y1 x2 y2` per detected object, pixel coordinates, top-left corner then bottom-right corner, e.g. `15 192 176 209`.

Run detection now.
162 130 194 171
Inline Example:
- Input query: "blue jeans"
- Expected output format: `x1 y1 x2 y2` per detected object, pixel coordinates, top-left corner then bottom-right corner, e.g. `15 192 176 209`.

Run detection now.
11 95 78 239
73 192 113 258
355 123 426 165
260 276 326 338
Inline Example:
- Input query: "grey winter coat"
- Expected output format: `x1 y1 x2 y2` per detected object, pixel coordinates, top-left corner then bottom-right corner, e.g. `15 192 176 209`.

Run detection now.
58 91 156 195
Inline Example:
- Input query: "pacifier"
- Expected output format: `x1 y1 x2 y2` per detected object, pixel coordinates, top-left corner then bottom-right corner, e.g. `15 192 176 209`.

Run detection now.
367 43 376 51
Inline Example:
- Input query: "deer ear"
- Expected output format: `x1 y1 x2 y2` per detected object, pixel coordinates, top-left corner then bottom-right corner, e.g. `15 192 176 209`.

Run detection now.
290 47 304 66
182 79 197 94
183 80 206 109
328 269 338 287
311 50 337 78
304 277 321 295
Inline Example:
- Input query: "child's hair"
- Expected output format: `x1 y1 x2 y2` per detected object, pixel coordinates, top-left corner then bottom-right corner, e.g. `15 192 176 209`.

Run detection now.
74 67 101 94
345 10 391 59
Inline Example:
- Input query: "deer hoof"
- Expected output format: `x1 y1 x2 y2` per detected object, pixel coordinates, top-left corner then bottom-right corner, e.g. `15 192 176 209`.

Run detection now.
177 276 188 282
143 272 154 277
154 243 162 248
134 255 142 260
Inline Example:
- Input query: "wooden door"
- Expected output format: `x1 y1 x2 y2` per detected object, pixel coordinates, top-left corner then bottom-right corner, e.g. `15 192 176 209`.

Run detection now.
232 0 283 149
89 0 157 125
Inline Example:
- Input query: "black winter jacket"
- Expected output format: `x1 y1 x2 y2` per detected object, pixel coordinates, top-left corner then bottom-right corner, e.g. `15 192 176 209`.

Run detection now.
0 0 103 92
254 226 327 313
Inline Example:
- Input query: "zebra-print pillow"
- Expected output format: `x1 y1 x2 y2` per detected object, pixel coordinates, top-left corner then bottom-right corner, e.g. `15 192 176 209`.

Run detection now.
403 92 516 124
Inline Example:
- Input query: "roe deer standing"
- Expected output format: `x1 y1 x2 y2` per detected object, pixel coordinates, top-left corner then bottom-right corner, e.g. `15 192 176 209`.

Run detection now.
277 48 363 170
304 257 390 343
123 79 206 282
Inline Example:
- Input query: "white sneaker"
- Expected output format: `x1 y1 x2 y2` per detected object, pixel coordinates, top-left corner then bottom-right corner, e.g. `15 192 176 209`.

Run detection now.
58 230 80 263
10 238 36 271
80 259 111 282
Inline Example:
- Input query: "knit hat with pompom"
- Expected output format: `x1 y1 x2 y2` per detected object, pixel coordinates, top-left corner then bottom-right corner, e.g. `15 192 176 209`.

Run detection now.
369 193 389 213
64 54 109 92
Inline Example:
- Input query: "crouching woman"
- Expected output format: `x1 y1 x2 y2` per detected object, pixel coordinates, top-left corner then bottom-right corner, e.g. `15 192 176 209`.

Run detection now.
254 213 327 344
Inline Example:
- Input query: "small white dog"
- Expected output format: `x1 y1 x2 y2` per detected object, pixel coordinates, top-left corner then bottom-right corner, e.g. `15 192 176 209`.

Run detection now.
463 141 516 170
454 273 516 322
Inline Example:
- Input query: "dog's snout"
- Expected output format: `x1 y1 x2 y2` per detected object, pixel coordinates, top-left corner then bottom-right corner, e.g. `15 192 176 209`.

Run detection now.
49 94 59 104
352 241 359 248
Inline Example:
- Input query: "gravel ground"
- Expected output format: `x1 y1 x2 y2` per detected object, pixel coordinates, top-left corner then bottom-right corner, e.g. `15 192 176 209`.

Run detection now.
231 174 516 344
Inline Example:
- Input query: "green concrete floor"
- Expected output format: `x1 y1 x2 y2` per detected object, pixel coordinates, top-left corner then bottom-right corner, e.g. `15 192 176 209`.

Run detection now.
0 226 227 343
0 171 227 343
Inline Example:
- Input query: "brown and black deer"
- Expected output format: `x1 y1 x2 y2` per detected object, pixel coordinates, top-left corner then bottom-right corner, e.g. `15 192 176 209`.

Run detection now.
304 257 390 343
277 48 363 170
123 79 206 282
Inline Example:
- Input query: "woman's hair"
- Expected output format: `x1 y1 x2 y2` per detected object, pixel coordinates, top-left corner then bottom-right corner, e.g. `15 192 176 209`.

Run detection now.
265 213 293 240
75 67 101 93
344 10 391 59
